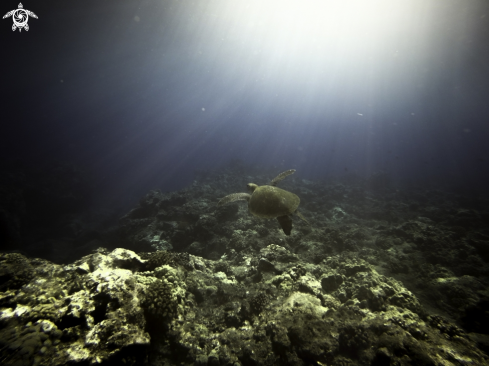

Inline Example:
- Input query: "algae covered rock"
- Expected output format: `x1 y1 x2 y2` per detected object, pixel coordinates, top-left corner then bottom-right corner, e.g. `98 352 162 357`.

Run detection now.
1 244 488 365
0 248 188 365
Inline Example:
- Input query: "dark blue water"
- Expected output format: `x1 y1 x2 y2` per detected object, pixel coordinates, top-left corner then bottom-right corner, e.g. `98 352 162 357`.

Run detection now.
1 0 488 200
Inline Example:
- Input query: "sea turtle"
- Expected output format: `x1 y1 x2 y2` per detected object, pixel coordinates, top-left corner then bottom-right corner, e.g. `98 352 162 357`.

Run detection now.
217 169 310 235
3 3 38 32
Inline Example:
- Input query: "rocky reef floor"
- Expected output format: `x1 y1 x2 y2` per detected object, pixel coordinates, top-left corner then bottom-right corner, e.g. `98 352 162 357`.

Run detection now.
1 166 489 365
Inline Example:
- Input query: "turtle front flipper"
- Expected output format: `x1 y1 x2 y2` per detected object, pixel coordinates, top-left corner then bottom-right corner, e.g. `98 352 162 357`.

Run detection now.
269 169 296 186
218 193 251 206
277 215 292 235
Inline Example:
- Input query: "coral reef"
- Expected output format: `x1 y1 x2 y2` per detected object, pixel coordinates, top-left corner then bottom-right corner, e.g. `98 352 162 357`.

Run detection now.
1 166 489 364
1 245 487 365
0 248 185 365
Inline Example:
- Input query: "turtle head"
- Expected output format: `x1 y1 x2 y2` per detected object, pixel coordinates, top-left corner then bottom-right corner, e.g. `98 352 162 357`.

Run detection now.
247 183 258 193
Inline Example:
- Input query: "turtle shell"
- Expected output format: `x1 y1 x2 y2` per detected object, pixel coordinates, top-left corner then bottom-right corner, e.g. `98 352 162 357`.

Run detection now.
248 185 300 219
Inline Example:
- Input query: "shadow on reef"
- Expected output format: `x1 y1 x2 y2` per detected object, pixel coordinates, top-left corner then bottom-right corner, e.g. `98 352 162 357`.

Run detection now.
0 159 131 263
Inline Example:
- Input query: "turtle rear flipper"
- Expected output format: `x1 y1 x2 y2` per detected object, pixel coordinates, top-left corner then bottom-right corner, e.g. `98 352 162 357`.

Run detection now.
218 193 251 206
296 211 310 226
277 215 292 235
269 169 296 186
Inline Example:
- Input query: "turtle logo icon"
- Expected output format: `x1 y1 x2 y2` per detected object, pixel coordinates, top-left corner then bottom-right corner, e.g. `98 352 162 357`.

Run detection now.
3 3 38 32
